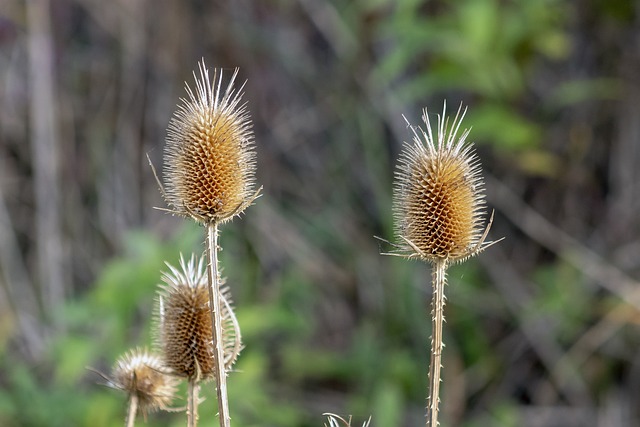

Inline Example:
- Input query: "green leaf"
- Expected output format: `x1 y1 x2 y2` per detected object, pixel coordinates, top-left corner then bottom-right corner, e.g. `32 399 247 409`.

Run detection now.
468 104 541 150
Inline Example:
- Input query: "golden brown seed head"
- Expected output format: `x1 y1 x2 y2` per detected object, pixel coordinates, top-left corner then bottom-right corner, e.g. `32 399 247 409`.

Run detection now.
393 103 488 263
164 60 256 224
110 348 178 418
155 254 242 381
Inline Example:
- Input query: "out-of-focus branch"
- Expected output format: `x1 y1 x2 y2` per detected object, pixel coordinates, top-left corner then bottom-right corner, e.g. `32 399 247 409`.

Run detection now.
109 0 147 235
486 175 640 307
0 162 45 358
26 0 66 323
26 0 65 318
481 248 591 405
486 174 640 390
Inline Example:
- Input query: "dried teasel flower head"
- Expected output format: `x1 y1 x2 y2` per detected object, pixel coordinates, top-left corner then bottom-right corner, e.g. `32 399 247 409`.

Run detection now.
163 59 258 225
108 348 178 419
324 413 372 427
155 254 242 381
392 102 495 263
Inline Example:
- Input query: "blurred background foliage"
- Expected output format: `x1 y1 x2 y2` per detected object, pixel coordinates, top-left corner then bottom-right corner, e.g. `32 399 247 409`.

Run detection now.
1 0 639 426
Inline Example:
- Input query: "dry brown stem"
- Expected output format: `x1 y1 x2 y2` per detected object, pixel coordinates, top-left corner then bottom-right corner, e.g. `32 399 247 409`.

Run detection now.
187 378 200 427
125 393 138 427
206 223 231 427
427 259 447 427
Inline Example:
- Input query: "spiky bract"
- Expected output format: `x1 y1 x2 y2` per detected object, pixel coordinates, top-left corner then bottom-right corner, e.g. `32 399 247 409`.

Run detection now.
324 414 372 427
164 60 256 224
110 348 178 417
155 254 242 381
393 103 488 263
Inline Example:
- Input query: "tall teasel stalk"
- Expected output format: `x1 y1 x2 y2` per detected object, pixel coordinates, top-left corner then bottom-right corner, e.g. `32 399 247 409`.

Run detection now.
161 59 259 427
155 254 242 427
103 348 179 427
388 103 499 426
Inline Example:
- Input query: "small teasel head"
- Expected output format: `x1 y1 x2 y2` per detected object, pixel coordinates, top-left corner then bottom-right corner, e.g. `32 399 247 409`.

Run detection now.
108 348 178 419
163 59 257 224
324 413 372 427
155 254 242 381
392 102 493 263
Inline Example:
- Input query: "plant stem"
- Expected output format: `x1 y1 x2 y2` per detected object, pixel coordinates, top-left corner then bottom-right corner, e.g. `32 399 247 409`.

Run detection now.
187 378 200 427
125 393 138 427
427 258 447 427
205 222 231 427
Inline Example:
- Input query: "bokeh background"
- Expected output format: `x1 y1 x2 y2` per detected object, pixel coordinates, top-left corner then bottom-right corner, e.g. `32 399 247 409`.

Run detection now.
1 0 639 426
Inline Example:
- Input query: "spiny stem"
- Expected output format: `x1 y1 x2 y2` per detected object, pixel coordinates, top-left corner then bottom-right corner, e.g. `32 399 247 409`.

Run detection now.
427 259 447 426
187 378 200 427
205 223 231 427
125 393 138 427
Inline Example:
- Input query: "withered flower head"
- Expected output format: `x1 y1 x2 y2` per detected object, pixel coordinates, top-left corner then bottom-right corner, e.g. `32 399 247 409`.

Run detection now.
393 102 492 263
109 348 178 418
155 254 242 381
324 413 372 427
164 59 257 224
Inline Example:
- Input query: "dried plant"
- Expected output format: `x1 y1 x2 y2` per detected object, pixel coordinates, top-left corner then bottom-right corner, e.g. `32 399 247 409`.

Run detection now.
163 60 257 225
323 413 372 427
155 254 242 427
103 348 178 427
161 59 259 427
156 254 243 378
386 103 499 426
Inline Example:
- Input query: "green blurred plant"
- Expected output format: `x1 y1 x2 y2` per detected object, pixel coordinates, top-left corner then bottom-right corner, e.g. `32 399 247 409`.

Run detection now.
0 224 201 426
372 0 573 181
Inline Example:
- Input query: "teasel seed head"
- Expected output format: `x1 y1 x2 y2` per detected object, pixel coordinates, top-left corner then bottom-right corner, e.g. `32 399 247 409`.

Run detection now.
324 413 372 427
163 59 257 225
155 254 242 381
108 348 178 418
392 102 494 263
